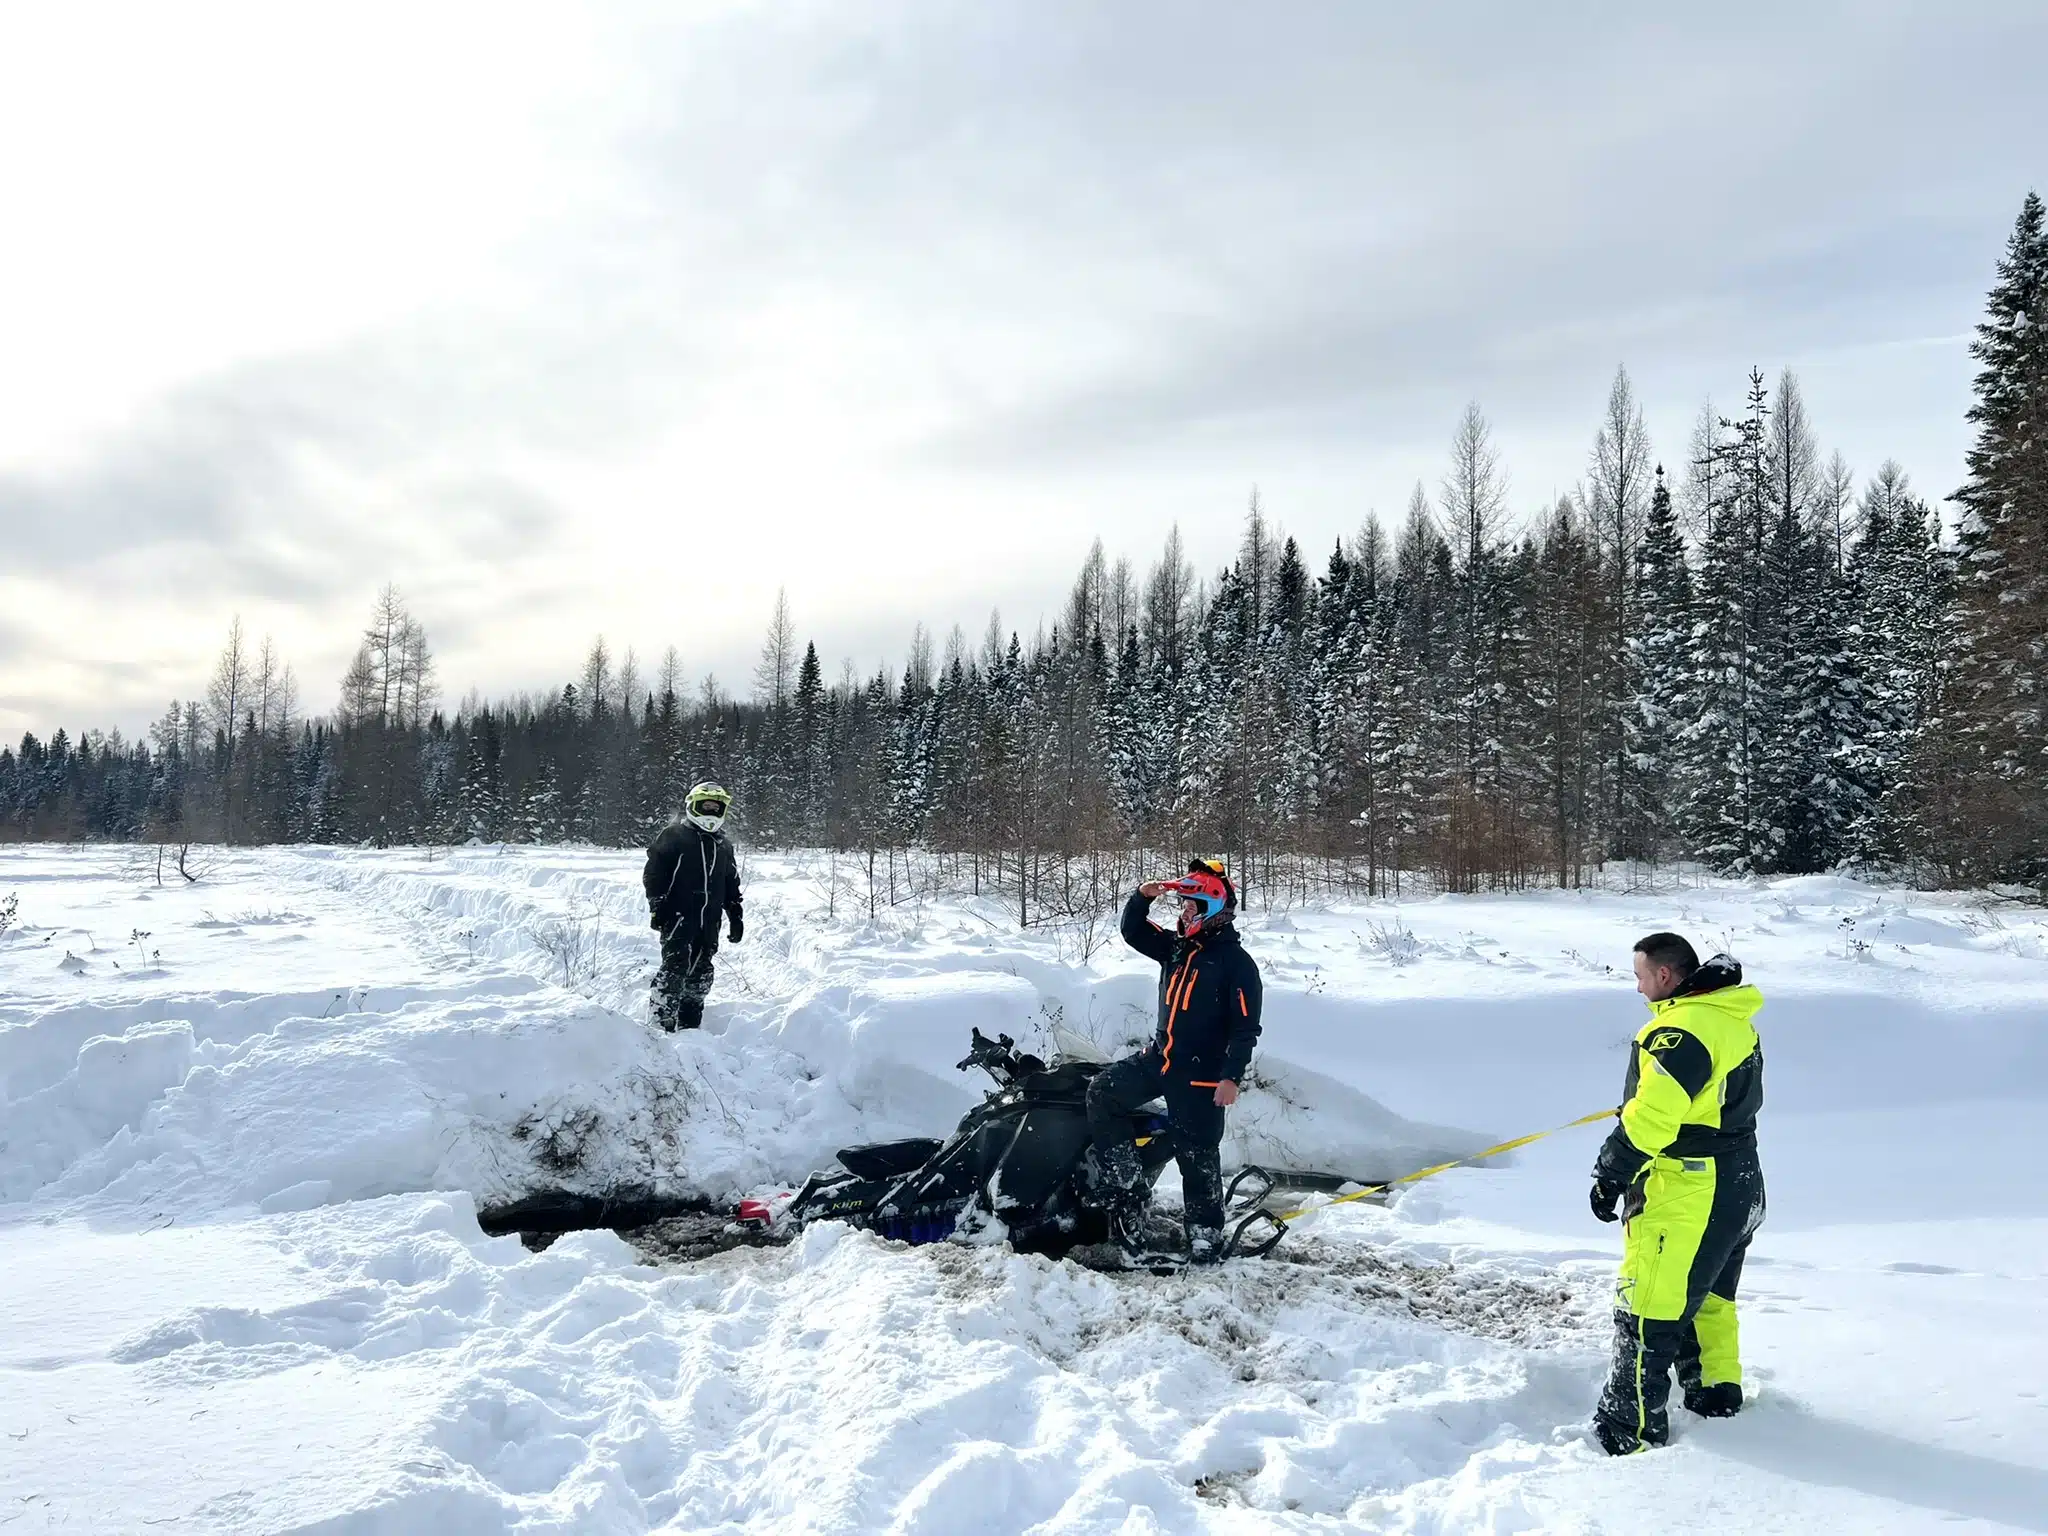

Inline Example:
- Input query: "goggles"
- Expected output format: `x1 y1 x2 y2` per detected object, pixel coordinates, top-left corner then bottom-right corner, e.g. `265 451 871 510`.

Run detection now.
1162 874 1228 912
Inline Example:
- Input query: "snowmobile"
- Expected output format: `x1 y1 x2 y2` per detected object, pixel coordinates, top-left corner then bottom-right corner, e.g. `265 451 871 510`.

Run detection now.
738 1026 1291 1264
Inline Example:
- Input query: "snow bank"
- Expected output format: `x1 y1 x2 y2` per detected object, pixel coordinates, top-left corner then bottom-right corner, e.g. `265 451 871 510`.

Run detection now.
5 847 1505 1224
6 845 2048 1532
0 1193 1611 1532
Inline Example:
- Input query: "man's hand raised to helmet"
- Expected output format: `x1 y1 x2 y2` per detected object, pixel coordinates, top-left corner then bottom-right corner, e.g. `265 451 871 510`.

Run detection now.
1138 880 1167 899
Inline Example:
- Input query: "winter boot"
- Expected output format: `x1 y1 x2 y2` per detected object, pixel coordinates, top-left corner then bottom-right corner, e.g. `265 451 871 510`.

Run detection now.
1186 1226 1226 1266
1593 1419 1649 1457
1593 1311 1679 1454
1683 1382 1743 1418
1094 1141 1150 1252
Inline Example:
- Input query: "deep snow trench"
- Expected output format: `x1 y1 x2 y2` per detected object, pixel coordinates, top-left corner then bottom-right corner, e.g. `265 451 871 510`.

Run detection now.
4 845 2046 1533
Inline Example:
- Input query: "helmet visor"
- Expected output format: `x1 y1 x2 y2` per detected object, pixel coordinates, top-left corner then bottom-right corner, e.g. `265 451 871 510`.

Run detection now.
689 799 728 821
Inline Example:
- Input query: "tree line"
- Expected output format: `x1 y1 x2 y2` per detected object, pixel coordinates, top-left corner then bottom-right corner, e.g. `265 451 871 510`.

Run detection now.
5 193 2044 905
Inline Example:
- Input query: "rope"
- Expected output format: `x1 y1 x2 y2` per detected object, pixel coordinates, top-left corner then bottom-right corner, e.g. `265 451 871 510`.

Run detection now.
1271 1105 1621 1223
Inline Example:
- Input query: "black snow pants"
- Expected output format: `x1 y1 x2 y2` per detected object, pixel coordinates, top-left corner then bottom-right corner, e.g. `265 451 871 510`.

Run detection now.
1594 1151 1765 1451
1086 1048 1226 1235
653 929 717 1031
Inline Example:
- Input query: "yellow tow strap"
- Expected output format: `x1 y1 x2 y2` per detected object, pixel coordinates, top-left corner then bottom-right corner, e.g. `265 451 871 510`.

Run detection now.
1270 1105 1621 1224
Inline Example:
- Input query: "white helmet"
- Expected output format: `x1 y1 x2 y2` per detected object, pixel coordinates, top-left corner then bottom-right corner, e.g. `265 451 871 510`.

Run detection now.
684 781 732 832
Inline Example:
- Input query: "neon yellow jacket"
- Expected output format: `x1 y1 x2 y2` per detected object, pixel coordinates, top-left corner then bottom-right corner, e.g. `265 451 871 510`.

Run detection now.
1594 955 1764 1183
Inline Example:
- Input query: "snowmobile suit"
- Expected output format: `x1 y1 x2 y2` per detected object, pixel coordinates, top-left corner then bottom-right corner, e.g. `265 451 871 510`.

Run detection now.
1087 888 1263 1241
1592 956 1766 1453
642 819 743 1031
1118 888 1263 1088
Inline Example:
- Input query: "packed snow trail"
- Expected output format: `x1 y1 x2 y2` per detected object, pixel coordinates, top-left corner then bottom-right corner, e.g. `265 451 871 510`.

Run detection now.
3 845 2046 1532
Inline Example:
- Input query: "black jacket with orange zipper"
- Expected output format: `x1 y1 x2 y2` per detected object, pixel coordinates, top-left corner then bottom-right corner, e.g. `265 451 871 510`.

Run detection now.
1120 888 1263 1087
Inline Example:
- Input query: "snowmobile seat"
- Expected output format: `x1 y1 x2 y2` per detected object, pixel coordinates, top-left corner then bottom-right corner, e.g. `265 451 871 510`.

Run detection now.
836 1138 945 1180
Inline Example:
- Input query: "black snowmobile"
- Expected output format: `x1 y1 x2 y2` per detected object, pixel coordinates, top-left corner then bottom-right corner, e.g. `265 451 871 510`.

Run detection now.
742 1027 1289 1264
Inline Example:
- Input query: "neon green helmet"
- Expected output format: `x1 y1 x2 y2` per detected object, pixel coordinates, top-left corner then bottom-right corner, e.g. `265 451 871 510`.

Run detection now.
684 781 732 832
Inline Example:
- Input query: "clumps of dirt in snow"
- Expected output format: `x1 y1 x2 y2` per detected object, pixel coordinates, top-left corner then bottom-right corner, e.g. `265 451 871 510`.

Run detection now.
1047 1238 1607 1360
1265 1234 1609 1348
620 1208 1603 1357
506 1065 699 1186
624 1209 789 1264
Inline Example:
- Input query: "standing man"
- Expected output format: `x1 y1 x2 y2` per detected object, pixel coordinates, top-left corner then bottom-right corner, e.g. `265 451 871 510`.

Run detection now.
1590 932 1766 1455
1086 858 1262 1265
642 781 744 1031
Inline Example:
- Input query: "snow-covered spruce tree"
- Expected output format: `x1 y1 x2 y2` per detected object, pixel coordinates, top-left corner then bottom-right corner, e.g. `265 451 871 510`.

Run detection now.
1940 190 2048 878
1190 562 1254 868
794 641 828 845
1748 371 1820 870
1302 541 1353 865
1680 376 1770 873
1383 486 1453 880
886 636 938 852
1766 493 1870 872
1344 517 1406 892
1247 534 1324 899
1624 466 1694 860
1523 498 1608 885
1846 465 1949 864
1098 622 1147 840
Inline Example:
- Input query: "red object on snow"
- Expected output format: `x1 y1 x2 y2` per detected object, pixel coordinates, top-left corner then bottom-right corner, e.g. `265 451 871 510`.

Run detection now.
736 1198 776 1226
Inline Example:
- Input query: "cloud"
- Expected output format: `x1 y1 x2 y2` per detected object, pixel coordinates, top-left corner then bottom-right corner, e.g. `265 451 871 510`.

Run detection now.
2 1 2044 741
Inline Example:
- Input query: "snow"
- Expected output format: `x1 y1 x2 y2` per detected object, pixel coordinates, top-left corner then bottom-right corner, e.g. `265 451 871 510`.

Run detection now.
3 844 2046 1532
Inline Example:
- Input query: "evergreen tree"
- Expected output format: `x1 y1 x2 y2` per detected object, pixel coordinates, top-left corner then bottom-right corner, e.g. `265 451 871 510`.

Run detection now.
1849 466 1947 862
1625 466 1693 858
1682 377 1770 872
1942 190 2048 876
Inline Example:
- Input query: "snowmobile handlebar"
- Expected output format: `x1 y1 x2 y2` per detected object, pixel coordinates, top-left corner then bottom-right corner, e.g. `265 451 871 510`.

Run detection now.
954 1027 1047 1086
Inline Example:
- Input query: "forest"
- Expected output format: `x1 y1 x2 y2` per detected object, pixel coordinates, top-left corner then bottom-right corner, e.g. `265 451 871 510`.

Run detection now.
5 194 2044 909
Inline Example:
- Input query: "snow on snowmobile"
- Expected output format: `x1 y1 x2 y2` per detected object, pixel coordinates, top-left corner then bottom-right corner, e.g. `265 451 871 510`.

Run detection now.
737 1026 1290 1264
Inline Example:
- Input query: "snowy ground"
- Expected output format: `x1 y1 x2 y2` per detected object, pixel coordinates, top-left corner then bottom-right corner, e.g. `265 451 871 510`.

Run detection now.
3 844 2046 1533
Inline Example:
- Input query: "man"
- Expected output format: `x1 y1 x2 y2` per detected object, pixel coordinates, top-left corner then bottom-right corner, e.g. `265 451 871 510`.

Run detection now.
1590 931 1766 1456
642 781 744 1031
1086 858 1262 1264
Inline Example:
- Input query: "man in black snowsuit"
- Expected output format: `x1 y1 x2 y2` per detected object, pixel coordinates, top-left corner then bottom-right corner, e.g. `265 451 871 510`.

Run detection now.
1086 859 1262 1263
642 781 744 1031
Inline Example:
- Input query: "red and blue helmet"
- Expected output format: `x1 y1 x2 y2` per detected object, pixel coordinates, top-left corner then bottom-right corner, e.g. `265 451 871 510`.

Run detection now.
1163 859 1235 934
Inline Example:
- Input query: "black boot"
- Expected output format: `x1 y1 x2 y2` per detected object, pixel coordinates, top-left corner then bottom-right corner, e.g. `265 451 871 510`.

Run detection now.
1186 1225 1225 1266
1594 1419 1648 1457
1592 1311 1679 1455
1683 1382 1743 1418
1094 1141 1149 1251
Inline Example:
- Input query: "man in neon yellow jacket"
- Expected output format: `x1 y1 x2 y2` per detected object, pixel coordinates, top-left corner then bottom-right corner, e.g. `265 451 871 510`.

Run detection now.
1589 932 1766 1456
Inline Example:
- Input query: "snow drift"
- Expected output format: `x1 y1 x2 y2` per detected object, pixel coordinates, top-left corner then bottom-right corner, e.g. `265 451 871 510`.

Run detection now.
5 845 2047 1533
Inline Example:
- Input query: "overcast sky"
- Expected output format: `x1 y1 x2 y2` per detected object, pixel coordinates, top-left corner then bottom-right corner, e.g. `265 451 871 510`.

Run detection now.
3 1 2044 740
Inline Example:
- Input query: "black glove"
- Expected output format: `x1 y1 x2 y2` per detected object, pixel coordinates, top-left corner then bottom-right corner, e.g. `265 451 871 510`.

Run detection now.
1590 1178 1624 1224
728 914 744 944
